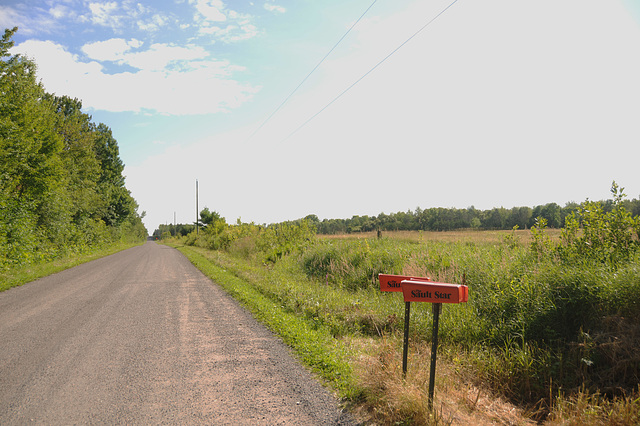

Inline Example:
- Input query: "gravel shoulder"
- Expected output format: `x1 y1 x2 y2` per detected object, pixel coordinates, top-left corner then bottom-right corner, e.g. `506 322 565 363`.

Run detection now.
0 242 356 425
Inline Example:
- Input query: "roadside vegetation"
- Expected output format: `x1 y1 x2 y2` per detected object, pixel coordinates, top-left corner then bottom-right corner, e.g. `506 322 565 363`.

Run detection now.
0 241 144 292
0 28 147 289
162 182 640 424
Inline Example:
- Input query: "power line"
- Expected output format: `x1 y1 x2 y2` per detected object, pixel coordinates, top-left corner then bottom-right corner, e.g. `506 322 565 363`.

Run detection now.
283 0 461 142
247 0 379 142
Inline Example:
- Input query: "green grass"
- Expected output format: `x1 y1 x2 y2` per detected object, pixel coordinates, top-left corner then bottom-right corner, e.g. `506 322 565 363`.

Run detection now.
0 241 144 292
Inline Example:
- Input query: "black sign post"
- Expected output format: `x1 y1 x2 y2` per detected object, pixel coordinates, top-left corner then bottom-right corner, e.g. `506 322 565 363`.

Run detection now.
428 302 441 409
379 274 468 411
402 301 411 376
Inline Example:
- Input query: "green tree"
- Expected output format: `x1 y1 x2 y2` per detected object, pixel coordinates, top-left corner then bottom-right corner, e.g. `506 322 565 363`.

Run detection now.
530 203 562 228
560 181 640 266
49 95 102 224
0 28 63 204
507 206 532 230
0 27 146 267
0 27 65 265
303 214 320 230
92 123 138 226
199 207 224 227
483 207 508 229
199 208 227 239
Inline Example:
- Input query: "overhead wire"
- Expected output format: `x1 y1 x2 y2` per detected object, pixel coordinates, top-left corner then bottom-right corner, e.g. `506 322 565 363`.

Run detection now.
246 0 379 142
283 0 461 142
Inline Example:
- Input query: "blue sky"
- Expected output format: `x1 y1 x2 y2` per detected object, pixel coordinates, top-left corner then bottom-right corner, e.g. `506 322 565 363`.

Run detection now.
4 0 640 232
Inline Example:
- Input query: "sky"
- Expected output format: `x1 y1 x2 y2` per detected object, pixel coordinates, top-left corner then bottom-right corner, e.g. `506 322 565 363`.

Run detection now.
3 0 640 233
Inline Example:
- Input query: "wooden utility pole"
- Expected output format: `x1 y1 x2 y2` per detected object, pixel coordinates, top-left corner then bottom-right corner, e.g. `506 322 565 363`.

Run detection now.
196 179 199 235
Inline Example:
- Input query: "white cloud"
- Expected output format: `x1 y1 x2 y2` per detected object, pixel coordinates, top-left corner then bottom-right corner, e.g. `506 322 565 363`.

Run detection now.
137 13 169 32
193 0 227 22
81 39 211 72
81 38 141 61
200 23 258 42
125 43 210 71
88 2 120 27
264 3 286 14
11 39 259 115
83 1 156 31
11 39 105 87
191 0 258 41
129 1 151 16
49 5 70 19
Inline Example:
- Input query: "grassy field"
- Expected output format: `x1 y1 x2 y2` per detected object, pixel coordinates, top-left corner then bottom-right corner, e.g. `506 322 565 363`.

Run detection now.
170 225 640 425
321 228 563 244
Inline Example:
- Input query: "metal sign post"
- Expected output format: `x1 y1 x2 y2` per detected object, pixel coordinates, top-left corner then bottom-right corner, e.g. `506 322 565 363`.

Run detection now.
402 301 411 375
428 302 441 409
379 274 431 377
379 274 468 410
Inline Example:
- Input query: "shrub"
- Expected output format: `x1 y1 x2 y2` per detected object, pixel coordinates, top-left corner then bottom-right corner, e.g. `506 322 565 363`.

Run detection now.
256 219 316 263
559 181 640 267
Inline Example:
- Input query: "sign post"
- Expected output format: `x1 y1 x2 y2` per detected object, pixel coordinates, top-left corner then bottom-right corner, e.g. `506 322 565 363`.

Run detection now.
402 301 411 376
379 274 469 410
429 302 440 408
379 274 432 376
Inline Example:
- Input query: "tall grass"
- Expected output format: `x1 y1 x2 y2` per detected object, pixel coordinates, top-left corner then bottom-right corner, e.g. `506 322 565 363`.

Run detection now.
300 233 640 405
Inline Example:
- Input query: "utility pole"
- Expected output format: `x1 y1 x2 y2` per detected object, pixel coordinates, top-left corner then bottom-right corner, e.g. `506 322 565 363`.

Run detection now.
196 179 199 235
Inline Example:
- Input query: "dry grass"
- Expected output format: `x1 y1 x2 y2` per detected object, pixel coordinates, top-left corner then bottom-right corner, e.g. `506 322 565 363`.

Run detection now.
320 229 563 245
349 335 640 425
349 336 535 425
545 388 640 425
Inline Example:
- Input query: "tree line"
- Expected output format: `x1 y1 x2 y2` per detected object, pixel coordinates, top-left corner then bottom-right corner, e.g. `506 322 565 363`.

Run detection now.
154 189 640 239
307 198 640 234
1 27 147 270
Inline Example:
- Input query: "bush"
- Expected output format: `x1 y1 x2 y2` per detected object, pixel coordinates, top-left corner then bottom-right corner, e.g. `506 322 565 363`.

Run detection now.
559 181 640 267
256 219 316 263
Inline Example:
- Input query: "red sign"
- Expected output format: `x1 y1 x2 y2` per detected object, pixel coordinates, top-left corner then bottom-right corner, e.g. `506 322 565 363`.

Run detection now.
379 274 431 292
400 280 468 304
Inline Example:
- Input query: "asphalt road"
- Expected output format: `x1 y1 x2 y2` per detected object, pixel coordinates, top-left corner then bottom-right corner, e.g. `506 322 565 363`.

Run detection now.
0 241 355 425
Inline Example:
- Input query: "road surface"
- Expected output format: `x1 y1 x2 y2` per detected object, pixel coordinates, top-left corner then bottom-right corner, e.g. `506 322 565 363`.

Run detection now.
0 241 355 425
